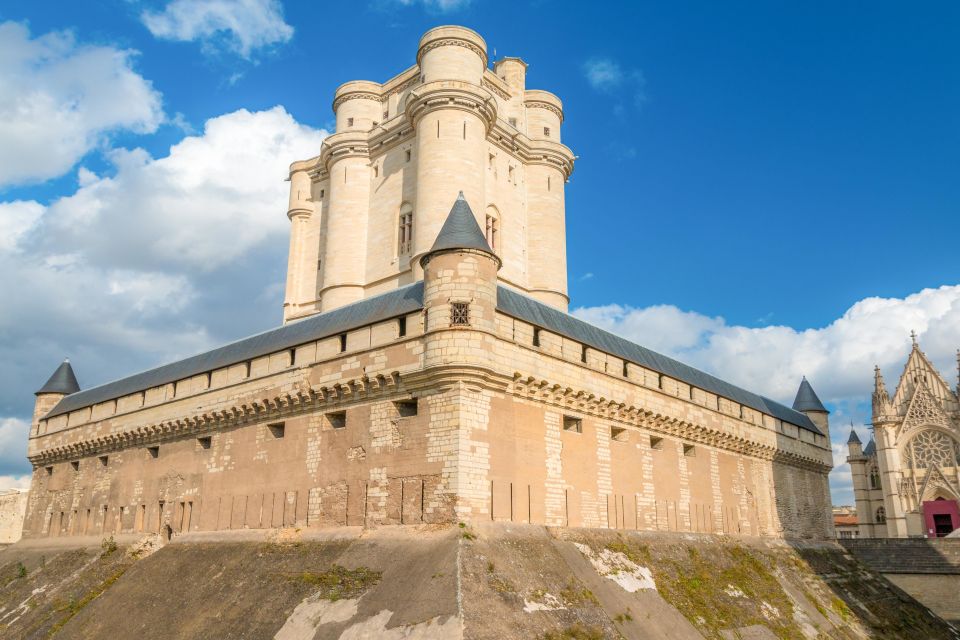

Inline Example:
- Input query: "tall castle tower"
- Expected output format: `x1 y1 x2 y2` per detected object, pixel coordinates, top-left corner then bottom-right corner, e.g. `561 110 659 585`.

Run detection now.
282 26 575 322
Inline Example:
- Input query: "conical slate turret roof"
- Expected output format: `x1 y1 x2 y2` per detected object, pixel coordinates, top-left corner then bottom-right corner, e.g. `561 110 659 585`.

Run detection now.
792 377 828 413
426 192 495 256
36 359 80 395
847 428 861 444
863 438 876 456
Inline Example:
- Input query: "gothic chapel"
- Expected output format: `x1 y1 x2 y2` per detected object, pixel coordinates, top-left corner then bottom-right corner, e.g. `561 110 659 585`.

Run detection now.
848 337 960 538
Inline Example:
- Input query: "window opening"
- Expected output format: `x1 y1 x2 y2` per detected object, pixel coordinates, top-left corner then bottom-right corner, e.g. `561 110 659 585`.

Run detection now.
198 436 212 449
147 446 159 459
450 302 470 326
650 436 664 450
485 214 498 250
326 411 347 429
533 327 541 347
611 426 628 442
395 400 418 417
268 422 285 439
339 333 347 352
683 444 696 457
563 416 582 433
398 316 407 337
398 207 413 254
99 456 108 467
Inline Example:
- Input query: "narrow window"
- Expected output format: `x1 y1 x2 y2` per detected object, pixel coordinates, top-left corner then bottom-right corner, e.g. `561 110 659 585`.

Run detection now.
383 110 389 119
45 466 53 476
244 360 252 378
562 416 582 433
318 259 322 270
581 345 588 363
289 348 297 367
683 444 696 457
99 455 109 467
650 436 664 450
267 422 285 439
508 117 517 128
198 436 212 449
437 120 440 138
339 333 347 352
71 460 79 471
147 446 159 459
373 164 379 178
395 399 418 417
543 126 551 137
205 371 212 388
398 316 407 337
463 121 467 139
876 507 886 524
485 215 498 250
398 206 413 254
347 117 354 127
622 361 629 377
611 426 627 442
405 149 411 162
533 328 541 347
319 189 325 199
547 176 551 191
508 165 515 183
488 153 495 170
450 302 470 326
326 411 347 429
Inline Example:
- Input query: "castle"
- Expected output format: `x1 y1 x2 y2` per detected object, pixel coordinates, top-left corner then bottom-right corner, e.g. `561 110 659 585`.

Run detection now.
847 337 960 538
22 26 834 541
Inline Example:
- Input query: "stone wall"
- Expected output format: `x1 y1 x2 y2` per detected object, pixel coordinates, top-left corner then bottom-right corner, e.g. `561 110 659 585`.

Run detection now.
0 490 28 543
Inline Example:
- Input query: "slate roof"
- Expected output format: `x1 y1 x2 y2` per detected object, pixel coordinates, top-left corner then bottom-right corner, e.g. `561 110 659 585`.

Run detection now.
847 429 862 444
792 377 828 413
863 439 876 456
46 282 424 419
36 360 80 396
496 286 823 435
44 280 821 435
425 192 495 257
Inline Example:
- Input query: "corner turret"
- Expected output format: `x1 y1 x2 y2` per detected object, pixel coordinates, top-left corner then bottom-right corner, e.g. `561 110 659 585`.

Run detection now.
792 377 830 438
847 427 863 457
421 193 500 362
32 359 79 435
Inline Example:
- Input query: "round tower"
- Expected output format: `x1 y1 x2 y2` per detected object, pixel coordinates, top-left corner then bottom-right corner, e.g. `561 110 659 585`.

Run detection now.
408 27 496 280
33 359 80 435
524 90 569 310
333 81 382 132
421 193 501 368
282 163 317 321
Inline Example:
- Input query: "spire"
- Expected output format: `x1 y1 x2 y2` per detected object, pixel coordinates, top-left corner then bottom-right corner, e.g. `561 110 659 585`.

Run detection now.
792 377 828 413
847 427 861 444
421 192 499 266
35 359 80 396
873 365 890 407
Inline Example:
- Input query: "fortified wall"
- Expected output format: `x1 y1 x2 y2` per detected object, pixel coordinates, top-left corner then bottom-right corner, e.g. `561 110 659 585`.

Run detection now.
21 26 834 542
0 490 27 544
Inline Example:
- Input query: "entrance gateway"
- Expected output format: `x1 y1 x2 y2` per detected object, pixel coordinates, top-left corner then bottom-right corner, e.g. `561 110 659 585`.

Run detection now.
923 498 960 538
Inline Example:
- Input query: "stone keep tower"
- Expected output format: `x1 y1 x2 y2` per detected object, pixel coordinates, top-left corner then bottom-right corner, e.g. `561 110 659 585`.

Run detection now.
282 26 575 322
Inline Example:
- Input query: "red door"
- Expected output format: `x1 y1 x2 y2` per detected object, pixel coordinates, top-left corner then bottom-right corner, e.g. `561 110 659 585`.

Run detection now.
922 499 960 538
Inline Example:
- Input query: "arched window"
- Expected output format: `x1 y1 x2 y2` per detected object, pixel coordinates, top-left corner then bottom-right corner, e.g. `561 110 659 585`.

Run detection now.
485 205 499 251
869 465 881 490
876 506 886 524
397 203 413 255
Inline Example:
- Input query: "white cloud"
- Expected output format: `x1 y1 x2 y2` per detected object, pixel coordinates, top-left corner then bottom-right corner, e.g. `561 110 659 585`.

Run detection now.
0 201 44 251
391 0 472 11
583 58 623 91
142 0 294 58
573 285 960 502
0 21 164 188
0 107 328 478
0 476 31 492
41 106 328 272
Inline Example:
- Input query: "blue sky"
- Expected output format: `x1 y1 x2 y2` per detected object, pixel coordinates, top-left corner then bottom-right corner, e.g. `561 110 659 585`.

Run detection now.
0 0 958 505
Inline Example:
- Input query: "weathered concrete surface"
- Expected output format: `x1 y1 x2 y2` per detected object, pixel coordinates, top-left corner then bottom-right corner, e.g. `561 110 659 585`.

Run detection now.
884 574 960 628
1 524 958 639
